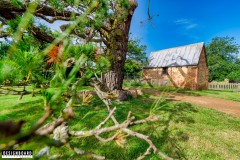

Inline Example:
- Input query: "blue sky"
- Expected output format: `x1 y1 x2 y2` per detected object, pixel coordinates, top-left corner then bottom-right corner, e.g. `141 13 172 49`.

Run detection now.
130 0 240 55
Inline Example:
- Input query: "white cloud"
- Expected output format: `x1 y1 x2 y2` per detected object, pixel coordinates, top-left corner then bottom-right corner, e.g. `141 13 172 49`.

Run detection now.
175 19 190 25
186 24 198 29
175 19 198 30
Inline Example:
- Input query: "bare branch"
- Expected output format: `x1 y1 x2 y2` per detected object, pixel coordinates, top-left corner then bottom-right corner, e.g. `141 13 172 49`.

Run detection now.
123 128 173 160
36 4 79 18
93 84 172 160
30 26 55 43
0 0 25 12
32 108 52 131
94 84 119 124
35 97 74 136
95 132 118 143
69 117 131 137
0 16 7 24
35 13 71 23
66 143 105 160
136 146 152 160
36 118 65 136
130 115 160 126
0 32 9 38
85 28 94 43
94 73 103 84
96 107 116 129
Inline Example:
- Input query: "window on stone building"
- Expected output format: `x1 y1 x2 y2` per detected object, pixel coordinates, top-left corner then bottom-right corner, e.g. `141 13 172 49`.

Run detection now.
162 67 168 75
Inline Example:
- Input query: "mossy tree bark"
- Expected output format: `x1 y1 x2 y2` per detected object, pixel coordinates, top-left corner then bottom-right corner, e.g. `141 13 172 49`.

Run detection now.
102 0 137 91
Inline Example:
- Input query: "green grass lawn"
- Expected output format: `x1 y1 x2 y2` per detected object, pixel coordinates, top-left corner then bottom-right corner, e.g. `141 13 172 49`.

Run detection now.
0 89 240 159
124 81 240 102
179 89 240 102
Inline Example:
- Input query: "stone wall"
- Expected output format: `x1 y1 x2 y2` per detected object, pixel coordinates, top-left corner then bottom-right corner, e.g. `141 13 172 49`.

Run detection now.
142 68 163 79
197 49 208 90
142 68 171 86
170 66 198 90
143 66 198 90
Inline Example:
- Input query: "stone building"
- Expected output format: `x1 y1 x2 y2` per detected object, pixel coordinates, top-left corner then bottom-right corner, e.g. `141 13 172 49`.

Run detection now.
142 42 208 90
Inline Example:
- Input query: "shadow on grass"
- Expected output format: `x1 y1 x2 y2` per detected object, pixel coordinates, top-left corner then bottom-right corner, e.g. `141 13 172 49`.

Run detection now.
81 96 198 159
128 98 198 159
0 99 44 130
156 101 197 159
27 94 198 160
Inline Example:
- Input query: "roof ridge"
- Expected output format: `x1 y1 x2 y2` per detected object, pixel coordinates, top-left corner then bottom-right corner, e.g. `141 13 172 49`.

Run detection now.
151 42 204 54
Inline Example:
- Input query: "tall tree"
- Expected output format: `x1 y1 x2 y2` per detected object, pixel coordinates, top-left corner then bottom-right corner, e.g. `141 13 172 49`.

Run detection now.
206 36 240 81
0 0 138 91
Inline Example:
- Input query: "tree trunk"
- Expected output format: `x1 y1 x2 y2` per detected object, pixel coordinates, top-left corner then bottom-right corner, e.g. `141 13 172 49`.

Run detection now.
102 0 137 92
102 40 128 91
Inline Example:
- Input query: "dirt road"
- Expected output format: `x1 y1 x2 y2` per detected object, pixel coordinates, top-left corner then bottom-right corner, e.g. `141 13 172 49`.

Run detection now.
143 88 240 116
171 94 240 116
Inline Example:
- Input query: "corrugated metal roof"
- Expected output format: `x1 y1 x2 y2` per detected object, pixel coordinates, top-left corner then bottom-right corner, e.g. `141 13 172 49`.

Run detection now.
147 42 204 68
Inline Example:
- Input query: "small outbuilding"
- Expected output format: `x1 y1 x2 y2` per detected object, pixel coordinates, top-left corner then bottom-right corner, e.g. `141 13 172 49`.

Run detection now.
142 42 208 90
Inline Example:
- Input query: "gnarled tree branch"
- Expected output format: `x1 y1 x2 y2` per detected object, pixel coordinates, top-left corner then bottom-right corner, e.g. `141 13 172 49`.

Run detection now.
35 13 72 23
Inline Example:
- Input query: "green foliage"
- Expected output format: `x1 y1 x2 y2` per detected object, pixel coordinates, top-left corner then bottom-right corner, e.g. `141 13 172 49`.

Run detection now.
206 36 240 81
7 16 22 33
123 80 145 87
0 31 49 84
50 67 66 88
62 43 110 76
93 7 110 30
49 0 65 11
10 0 23 9
38 24 54 36
95 56 110 73
20 34 45 50
124 60 141 74
7 16 34 35
120 0 131 9
227 69 240 81
0 42 10 59
124 38 147 76
0 59 19 82
78 43 96 60
63 42 96 61
42 89 55 102
0 47 44 83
